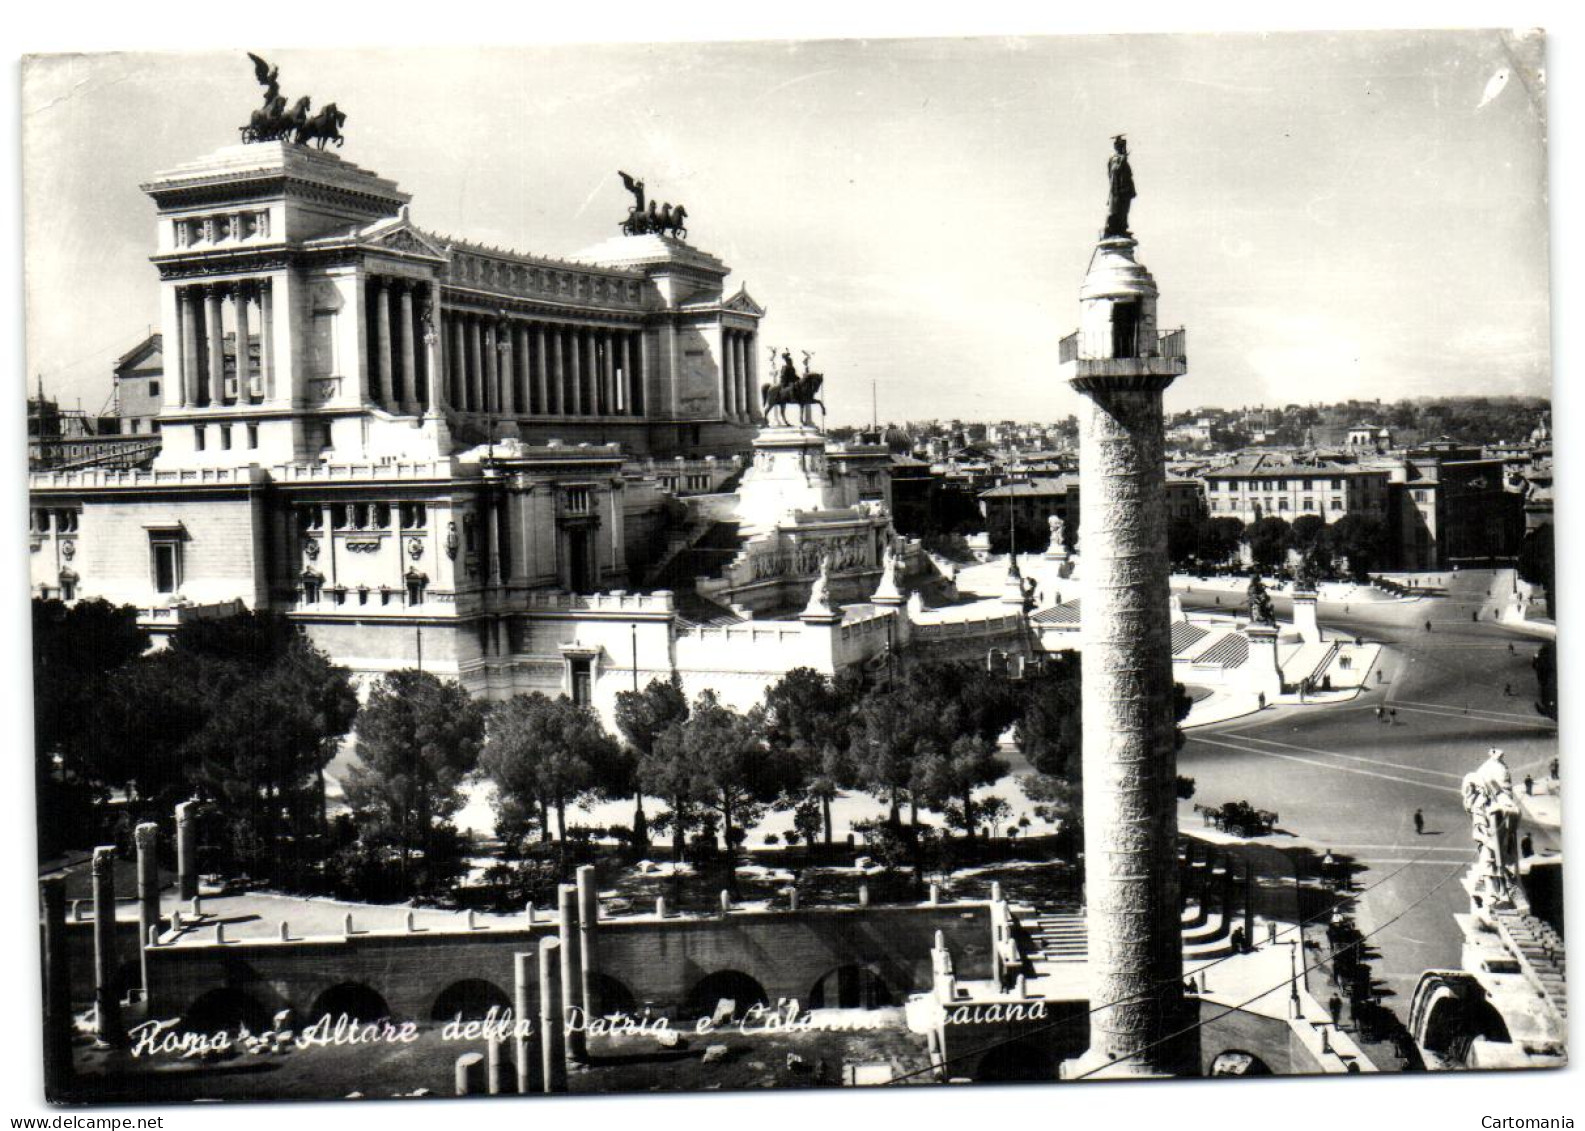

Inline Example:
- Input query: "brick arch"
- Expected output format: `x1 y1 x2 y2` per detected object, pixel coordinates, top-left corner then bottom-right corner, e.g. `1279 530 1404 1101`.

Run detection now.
309 981 391 1024
685 970 768 1019
182 986 271 1035
807 964 894 1010
429 978 512 1024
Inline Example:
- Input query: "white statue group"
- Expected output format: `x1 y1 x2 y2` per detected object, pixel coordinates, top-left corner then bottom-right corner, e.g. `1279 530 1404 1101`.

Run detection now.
1461 747 1525 914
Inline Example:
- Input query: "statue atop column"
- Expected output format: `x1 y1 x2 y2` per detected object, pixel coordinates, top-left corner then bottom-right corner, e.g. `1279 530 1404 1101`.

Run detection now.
761 347 826 428
1462 748 1525 912
1104 134 1136 240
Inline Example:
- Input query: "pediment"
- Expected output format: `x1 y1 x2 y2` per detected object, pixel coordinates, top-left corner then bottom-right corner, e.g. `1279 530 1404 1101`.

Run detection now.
356 217 450 261
723 286 766 317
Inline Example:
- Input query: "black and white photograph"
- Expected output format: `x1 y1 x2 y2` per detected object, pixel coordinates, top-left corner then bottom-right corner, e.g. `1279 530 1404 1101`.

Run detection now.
7 14 1572 1124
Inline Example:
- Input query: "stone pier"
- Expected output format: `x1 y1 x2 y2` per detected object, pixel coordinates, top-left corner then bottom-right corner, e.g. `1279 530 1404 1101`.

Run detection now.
557 883 587 1062
1060 230 1191 1078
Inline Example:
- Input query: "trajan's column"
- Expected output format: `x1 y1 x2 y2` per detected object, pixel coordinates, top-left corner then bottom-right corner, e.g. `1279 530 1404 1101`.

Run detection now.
1059 136 1191 1078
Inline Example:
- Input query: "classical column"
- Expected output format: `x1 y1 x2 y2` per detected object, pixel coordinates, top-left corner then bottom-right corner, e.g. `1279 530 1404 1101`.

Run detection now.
602 332 617 415
721 330 736 418
745 331 757 422
424 285 441 414
40 877 71 1092
399 283 419 415
557 884 587 1062
500 322 517 417
205 285 226 406
484 320 500 417
468 316 483 413
1062 230 1190 1079
635 331 648 417
179 287 200 407
549 327 565 415
538 940 567 1093
259 279 275 404
568 330 583 415
449 314 466 410
576 866 598 1025
533 325 549 416
374 278 394 411
737 333 750 420
233 284 254 402
134 822 160 1000
620 333 635 417
175 800 197 902
91 846 124 1046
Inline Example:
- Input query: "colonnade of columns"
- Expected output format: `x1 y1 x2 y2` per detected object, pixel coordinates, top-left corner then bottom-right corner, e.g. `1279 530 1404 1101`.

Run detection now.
364 277 437 416
720 327 758 422
438 312 648 420
173 280 274 409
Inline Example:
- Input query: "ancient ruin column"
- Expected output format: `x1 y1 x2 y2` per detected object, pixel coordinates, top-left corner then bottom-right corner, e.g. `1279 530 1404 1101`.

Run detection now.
175 800 198 902
557 884 587 1062
134 822 160 998
514 950 542 1094
233 284 253 402
39 876 72 1090
399 283 419 415
373 278 394 410
1062 227 1190 1078
538 939 568 1093
205 285 226 406
91 846 125 1046
576 865 598 1022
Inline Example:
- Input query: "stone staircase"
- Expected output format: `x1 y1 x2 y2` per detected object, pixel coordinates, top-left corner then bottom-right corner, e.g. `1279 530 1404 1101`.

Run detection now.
1027 912 1088 964
1495 909 1568 1019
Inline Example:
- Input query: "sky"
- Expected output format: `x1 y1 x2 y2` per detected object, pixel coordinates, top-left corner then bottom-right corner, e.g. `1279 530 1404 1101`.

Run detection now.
21 30 1551 426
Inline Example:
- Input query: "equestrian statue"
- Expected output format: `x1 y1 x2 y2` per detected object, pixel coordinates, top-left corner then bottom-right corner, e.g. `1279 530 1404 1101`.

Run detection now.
618 171 689 239
240 53 347 148
761 347 826 428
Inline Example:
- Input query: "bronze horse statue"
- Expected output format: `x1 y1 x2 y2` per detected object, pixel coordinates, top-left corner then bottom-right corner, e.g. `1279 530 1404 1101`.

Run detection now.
295 103 347 149
762 371 825 427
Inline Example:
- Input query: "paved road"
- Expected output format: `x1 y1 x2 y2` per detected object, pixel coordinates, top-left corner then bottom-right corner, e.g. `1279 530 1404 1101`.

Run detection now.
1175 572 1557 1018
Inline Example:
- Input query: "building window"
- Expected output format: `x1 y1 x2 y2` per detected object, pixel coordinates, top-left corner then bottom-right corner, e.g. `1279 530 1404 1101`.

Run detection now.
569 656 593 706
302 575 322 603
220 425 232 451
406 572 427 606
195 428 206 452
400 502 427 529
332 504 350 530
148 380 161 397
60 578 76 602
352 504 369 530
150 540 181 594
246 423 259 449
373 503 391 529
1278 499 1289 512
55 509 78 533
1330 499 1343 511
1302 498 1314 512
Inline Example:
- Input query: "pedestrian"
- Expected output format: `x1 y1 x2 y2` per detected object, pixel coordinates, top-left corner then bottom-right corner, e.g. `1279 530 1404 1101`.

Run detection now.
1413 808 1424 835
1377 670 1384 684
1550 757 1559 780
1504 682 1512 697
1425 620 1432 632
1472 610 1479 623
1524 775 1533 797
1328 993 1343 1026
1509 642 1516 654
1375 705 1384 724
1389 707 1397 724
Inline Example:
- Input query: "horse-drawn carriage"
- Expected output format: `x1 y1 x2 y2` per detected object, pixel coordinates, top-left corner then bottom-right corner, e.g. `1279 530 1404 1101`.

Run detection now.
1194 800 1279 838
